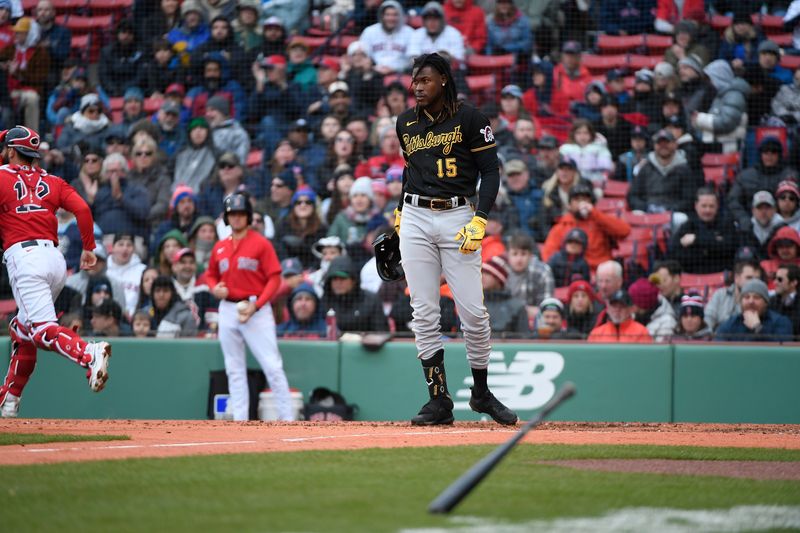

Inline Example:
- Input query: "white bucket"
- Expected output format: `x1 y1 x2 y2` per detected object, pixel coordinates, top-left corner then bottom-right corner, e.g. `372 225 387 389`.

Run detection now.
258 388 304 421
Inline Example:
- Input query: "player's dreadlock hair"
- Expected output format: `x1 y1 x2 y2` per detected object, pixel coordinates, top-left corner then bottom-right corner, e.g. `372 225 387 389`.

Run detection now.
411 53 460 124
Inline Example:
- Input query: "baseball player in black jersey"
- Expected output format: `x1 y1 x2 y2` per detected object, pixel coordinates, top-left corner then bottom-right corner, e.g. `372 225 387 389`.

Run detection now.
395 53 517 426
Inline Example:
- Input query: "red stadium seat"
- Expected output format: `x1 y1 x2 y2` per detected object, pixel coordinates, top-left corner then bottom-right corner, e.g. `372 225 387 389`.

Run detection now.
52 0 88 14
143 97 163 115
69 33 90 61
246 150 263 169
643 34 673 55
465 54 514 74
554 286 570 303
88 0 133 16
291 35 328 53
22 0 38 13
703 166 731 190
383 74 412 88
535 116 571 144
781 55 800 70
752 13 785 34
613 240 649 268
109 97 124 111
701 152 740 168
622 211 672 227
627 54 659 70
772 34 794 47
681 272 726 291
581 54 627 75
597 34 643 55
708 14 731 33
604 180 629 198
465 74 494 92
57 14 114 35
597 196 627 214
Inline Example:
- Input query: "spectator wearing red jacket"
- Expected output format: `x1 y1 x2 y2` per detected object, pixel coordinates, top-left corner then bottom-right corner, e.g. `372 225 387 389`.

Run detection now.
541 182 631 270
654 0 705 35
550 41 591 117
588 289 653 343
443 0 487 54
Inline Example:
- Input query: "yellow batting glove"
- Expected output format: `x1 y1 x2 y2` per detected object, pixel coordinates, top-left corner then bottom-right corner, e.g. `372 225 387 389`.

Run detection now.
393 208 402 235
454 216 487 254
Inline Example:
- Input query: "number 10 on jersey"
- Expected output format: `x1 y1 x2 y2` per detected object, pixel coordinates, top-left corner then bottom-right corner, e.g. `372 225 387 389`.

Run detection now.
436 157 457 178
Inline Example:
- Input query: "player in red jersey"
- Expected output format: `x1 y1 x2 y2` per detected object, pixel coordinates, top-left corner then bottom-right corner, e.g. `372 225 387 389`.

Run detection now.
205 193 294 421
0 126 111 418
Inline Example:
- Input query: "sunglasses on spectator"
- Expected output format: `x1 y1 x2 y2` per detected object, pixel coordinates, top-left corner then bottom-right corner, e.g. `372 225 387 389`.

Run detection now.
219 163 237 169
778 194 798 201
271 181 287 188
134 151 153 157
294 199 313 205
84 156 101 163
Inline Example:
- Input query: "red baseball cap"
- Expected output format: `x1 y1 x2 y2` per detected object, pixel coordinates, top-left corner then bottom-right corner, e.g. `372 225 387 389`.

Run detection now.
318 57 340 73
165 83 185 96
172 247 195 265
261 54 287 67
776 180 800 199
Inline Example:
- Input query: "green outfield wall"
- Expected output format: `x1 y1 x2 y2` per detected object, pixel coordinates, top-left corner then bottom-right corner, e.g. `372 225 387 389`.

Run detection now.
2 338 798 423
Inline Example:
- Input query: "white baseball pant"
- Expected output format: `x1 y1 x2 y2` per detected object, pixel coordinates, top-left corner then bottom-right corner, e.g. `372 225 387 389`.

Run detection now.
398 204 492 368
3 240 66 327
218 300 293 421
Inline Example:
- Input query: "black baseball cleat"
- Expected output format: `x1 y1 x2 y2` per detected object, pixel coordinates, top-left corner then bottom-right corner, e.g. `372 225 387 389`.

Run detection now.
469 388 518 425
411 396 454 426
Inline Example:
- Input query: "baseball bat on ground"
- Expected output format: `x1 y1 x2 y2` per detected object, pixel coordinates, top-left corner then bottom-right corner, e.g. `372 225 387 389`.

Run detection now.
428 381 577 514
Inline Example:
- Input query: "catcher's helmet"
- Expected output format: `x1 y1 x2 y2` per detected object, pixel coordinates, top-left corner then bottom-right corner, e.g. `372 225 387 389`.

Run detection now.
223 192 253 225
0 125 41 159
372 231 404 282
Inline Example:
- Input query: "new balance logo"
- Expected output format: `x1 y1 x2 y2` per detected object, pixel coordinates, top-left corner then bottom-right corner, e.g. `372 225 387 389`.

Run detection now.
453 350 565 411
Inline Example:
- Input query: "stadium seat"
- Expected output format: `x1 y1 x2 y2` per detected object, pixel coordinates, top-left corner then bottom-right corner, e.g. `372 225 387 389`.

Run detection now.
643 34 673 55
383 74 412 88
771 34 794 47
466 54 514 76
622 211 672 227
246 149 263 169
708 14 731 33
781 55 800 70
580 54 626 75
597 34 643 55
604 180 629 198
291 35 328 53
627 54 659 71
22 0 38 13
52 0 88 14
56 14 114 35
597 197 627 214
703 166 732 190
143 97 163 115
109 97 124 111
466 74 494 92
613 240 649 268
553 286 570 303
69 33 90 61
752 13 785 34
701 152 740 168
535 116 571 144
680 272 726 301
88 0 134 16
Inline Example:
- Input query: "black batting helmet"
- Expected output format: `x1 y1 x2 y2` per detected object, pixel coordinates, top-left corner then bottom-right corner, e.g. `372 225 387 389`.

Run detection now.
0 125 41 159
372 231 404 282
223 192 253 225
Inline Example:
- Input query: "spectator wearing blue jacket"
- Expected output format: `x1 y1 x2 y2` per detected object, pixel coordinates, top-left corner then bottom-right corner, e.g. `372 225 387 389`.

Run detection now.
167 0 210 67
90 153 151 242
486 0 532 60
277 283 327 337
715 279 794 342
504 159 544 240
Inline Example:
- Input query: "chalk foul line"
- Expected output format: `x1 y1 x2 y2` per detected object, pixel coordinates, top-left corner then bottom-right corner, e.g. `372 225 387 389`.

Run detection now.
24 440 259 453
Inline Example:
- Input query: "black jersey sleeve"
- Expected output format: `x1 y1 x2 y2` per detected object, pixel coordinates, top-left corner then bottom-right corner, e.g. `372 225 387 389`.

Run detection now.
396 117 407 211
467 108 500 219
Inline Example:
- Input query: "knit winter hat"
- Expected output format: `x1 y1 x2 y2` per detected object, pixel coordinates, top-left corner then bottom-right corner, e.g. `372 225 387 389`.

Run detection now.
171 185 196 210
678 54 704 75
564 228 588 249
349 176 375 201
539 297 564 316
567 279 596 302
206 95 230 116
482 255 510 287
680 291 705 317
292 187 317 205
741 279 769 303
628 277 660 310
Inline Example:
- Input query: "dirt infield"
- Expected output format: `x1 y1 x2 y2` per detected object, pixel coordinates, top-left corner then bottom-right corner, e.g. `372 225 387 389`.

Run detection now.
0 420 798 468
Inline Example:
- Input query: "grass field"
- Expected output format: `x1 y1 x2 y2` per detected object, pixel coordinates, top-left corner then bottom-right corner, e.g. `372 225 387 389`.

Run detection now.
0 433 129 446
0 444 798 532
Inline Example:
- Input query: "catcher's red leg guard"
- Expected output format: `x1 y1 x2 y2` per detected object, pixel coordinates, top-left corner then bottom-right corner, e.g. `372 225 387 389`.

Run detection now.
0 319 38 402
30 322 90 366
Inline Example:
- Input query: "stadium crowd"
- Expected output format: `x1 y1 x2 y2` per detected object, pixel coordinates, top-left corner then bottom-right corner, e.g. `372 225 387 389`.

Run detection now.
0 0 799 342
